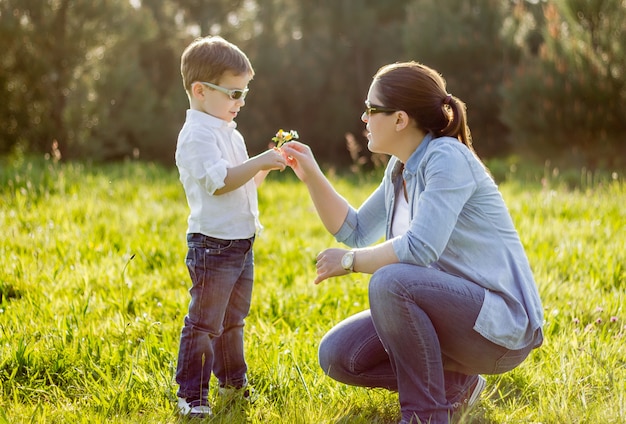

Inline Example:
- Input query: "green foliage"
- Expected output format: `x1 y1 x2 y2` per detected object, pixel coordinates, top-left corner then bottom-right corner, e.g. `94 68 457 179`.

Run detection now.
240 0 412 164
1 157 625 423
3 1 624 167
1 1 129 156
501 0 626 167
403 0 514 158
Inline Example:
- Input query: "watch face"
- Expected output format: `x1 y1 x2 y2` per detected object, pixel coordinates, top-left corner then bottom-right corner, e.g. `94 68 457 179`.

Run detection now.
342 252 353 270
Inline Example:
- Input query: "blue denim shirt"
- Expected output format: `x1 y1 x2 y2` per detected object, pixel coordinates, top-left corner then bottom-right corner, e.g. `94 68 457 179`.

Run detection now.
334 133 544 350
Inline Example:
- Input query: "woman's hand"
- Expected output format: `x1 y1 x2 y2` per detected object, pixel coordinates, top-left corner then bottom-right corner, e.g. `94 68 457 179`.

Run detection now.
314 248 350 285
280 141 322 183
316 242 401 283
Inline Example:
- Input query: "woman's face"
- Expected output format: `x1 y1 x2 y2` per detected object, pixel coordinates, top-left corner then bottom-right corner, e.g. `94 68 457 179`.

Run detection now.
362 82 398 156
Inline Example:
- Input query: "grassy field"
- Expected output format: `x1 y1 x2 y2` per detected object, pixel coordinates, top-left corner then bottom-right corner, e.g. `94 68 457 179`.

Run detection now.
0 156 624 423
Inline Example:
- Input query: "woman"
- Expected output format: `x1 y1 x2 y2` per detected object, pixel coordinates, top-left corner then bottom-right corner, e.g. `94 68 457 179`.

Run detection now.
280 61 544 424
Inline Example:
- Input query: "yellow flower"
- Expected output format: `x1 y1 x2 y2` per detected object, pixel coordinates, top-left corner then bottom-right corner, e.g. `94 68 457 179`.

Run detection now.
272 129 299 148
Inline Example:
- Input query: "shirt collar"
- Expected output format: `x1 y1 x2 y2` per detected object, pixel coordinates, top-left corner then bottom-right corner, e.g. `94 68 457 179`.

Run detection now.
404 132 434 173
186 109 237 129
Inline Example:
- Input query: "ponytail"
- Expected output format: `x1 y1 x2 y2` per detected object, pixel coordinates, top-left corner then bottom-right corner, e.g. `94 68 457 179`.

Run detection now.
439 94 474 152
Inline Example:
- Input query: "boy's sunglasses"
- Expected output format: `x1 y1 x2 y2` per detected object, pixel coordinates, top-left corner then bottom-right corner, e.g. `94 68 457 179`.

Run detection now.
198 81 249 100
365 100 396 116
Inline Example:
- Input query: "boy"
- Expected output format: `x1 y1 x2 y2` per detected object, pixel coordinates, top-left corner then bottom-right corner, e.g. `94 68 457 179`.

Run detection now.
175 35 286 418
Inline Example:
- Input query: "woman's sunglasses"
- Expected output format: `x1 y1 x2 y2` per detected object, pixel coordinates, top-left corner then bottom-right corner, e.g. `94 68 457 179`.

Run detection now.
365 100 396 116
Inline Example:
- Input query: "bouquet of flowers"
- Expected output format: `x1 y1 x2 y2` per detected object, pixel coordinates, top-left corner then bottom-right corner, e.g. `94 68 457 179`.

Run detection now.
272 129 299 149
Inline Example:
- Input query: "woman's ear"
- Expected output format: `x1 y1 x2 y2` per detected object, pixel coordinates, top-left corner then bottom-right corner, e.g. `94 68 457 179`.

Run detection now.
395 111 410 131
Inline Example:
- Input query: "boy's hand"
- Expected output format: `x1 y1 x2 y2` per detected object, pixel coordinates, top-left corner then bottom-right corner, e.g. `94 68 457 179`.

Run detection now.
255 148 287 172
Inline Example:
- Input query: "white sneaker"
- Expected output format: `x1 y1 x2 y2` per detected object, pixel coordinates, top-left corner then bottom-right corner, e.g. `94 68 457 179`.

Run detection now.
451 375 487 412
177 397 213 418
466 375 487 406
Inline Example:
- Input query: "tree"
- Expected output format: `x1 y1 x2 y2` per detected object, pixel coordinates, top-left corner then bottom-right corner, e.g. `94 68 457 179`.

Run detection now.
0 1 27 154
402 0 516 158
0 1 133 158
86 0 187 162
3 0 623 167
501 0 626 167
239 0 412 165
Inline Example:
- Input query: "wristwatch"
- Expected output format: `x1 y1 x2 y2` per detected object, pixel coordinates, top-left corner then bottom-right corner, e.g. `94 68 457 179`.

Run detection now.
341 250 355 272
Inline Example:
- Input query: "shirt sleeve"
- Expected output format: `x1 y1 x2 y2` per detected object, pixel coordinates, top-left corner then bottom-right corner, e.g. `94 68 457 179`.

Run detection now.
393 142 477 265
334 180 388 248
176 126 229 195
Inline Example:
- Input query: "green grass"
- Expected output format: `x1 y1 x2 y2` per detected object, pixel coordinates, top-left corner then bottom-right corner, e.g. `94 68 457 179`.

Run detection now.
0 156 624 423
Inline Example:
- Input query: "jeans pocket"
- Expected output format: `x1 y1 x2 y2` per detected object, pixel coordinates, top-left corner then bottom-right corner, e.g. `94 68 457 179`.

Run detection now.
493 348 530 373
188 234 233 253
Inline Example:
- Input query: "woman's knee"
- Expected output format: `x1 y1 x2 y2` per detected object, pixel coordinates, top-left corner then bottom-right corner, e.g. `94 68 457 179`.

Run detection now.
369 265 410 314
318 310 379 382
318 337 331 375
318 330 339 375
369 265 397 298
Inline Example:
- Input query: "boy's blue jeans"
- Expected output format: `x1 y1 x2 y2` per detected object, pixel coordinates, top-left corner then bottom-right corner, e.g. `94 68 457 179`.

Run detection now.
318 264 536 424
176 233 254 403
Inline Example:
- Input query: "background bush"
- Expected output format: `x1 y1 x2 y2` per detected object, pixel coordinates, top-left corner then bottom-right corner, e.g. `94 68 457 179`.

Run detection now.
0 0 624 168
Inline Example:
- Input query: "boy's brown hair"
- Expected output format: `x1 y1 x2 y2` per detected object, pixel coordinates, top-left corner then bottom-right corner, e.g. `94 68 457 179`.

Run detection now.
181 36 254 93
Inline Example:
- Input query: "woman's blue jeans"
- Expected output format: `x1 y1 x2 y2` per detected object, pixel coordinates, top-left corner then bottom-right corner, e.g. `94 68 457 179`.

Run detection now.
176 233 254 402
318 264 535 424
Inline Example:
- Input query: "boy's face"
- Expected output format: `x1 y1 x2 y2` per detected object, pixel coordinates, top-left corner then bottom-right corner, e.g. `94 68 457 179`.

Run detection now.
190 71 252 122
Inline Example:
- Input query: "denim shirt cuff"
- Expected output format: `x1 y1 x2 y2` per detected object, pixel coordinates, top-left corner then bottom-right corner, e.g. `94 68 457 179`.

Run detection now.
334 208 358 243
391 236 406 261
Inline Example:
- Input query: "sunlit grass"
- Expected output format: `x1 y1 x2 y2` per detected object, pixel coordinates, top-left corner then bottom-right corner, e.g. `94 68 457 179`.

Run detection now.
1 157 624 423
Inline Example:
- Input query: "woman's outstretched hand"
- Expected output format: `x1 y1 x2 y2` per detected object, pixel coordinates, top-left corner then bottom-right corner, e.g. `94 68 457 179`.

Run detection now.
279 141 322 183
314 248 350 285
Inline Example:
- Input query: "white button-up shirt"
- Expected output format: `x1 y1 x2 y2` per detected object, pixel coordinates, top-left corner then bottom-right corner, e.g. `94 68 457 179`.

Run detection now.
175 109 261 240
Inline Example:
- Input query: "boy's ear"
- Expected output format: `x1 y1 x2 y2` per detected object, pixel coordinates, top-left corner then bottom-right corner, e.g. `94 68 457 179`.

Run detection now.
190 82 204 99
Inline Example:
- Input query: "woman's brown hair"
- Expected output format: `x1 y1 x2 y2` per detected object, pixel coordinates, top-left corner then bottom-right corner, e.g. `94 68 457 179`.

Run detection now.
374 62 475 154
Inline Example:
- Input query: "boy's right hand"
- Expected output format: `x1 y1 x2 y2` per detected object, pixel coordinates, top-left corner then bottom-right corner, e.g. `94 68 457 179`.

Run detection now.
255 148 287 172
